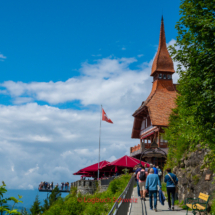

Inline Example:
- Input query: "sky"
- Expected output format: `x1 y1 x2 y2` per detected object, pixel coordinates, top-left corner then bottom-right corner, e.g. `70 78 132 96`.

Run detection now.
0 0 181 189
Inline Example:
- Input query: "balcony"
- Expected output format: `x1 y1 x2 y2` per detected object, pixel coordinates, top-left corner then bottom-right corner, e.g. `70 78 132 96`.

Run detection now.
140 125 155 136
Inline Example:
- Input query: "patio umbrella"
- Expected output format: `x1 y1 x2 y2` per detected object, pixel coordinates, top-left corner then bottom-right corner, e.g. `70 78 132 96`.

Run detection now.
73 160 110 175
100 155 150 172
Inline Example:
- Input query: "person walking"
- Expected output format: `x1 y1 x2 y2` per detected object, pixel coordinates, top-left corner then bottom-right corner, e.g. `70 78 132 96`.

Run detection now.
157 166 162 181
145 168 162 212
152 164 158 174
144 164 148 172
137 166 148 200
134 164 142 197
164 168 178 211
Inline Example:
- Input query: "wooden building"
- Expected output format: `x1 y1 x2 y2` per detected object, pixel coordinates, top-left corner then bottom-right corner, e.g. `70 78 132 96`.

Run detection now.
130 17 177 168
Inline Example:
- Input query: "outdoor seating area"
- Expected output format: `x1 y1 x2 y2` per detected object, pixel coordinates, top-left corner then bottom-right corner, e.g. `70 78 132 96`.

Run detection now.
73 155 150 179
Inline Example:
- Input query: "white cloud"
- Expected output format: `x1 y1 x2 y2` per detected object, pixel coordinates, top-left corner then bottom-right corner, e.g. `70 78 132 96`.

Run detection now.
25 165 39 176
0 53 6 60
137 54 144 58
0 39 180 189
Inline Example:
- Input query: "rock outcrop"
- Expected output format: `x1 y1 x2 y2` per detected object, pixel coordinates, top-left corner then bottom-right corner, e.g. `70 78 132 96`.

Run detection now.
173 145 215 209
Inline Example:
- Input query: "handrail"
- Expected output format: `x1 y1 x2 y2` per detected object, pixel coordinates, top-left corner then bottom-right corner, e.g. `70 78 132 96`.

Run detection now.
108 175 135 215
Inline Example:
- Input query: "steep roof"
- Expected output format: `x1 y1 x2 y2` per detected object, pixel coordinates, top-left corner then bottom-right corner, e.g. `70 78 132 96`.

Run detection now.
151 16 175 76
133 79 177 125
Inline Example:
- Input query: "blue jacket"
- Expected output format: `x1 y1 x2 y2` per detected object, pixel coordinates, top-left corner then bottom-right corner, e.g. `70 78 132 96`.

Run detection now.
164 173 178 187
153 167 158 174
145 174 161 191
159 189 165 205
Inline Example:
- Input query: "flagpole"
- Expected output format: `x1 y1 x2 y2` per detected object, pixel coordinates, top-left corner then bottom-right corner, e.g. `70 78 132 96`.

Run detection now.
98 105 102 180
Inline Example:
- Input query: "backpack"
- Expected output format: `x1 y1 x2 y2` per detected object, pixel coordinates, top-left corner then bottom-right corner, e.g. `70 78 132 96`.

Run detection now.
139 171 146 181
158 169 162 176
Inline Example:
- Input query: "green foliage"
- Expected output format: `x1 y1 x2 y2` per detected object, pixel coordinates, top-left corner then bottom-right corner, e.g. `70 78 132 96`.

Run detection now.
43 174 131 215
161 182 167 192
20 207 29 215
165 0 215 170
122 168 129 174
192 175 200 185
176 200 187 210
211 198 215 214
0 182 23 215
41 187 61 213
30 195 41 215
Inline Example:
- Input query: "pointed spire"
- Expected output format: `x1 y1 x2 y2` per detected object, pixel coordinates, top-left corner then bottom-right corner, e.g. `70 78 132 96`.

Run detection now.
151 17 175 76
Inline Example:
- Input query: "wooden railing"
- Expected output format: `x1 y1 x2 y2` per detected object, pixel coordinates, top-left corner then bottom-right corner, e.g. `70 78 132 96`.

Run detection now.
131 142 168 152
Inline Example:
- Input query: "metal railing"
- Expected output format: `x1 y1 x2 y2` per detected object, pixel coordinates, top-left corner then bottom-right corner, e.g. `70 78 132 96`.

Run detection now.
38 185 70 192
108 176 135 215
101 176 116 186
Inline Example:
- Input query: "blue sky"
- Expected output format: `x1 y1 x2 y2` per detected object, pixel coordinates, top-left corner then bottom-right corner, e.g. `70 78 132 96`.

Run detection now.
0 0 180 83
0 0 181 190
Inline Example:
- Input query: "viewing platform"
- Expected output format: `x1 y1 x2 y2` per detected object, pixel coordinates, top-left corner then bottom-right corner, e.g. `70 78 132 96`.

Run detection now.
38 186 70 192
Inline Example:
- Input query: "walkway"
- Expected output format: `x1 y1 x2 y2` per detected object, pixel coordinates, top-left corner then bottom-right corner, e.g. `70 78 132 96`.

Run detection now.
128 187 192 215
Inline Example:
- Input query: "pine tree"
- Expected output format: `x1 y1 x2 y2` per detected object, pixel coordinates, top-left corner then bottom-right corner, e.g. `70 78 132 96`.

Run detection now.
21 207 29 215
41 187 61 213
30 195 41 215
49 187 61 207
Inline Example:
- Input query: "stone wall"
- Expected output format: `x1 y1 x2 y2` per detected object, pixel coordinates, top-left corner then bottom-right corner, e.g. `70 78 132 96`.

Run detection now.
173 145 215 209
71 180 97 195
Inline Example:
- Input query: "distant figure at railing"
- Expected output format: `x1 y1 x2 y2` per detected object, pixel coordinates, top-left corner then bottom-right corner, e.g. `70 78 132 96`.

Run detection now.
61 182 64 190
38 181 72 192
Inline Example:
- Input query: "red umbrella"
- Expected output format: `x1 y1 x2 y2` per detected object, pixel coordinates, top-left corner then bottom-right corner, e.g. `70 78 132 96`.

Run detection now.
100 155 150 171
73 160 110 175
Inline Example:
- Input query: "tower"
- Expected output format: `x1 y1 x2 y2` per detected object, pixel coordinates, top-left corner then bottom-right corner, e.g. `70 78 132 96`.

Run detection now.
130 17 177 167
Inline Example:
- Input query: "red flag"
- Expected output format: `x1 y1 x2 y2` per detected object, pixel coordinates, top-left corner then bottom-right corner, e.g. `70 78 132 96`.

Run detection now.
102 108 113 124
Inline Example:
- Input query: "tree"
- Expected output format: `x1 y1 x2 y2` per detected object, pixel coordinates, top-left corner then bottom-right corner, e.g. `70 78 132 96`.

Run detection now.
20 207 29 215
0 181 23 215
165 0 215 168
41 187 61 213
30 195 41 215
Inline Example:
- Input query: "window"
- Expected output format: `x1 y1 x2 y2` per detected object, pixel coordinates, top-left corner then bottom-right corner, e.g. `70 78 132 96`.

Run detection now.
141 119 145 130
159 74 162 79
163 74 167 79
167 74 172 79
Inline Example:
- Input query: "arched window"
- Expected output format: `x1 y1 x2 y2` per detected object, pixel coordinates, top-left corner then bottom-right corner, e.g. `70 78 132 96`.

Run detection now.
159 74 162 79
163 74 167 79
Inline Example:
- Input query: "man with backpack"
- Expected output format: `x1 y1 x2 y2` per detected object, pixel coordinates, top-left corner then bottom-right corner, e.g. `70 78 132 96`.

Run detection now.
137 165 148 200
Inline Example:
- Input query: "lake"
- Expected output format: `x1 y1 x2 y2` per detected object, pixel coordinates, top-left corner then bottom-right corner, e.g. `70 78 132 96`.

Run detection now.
4 189 69 212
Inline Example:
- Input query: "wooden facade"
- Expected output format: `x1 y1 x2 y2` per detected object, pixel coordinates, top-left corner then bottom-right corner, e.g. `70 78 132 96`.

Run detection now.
130 17 177 168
